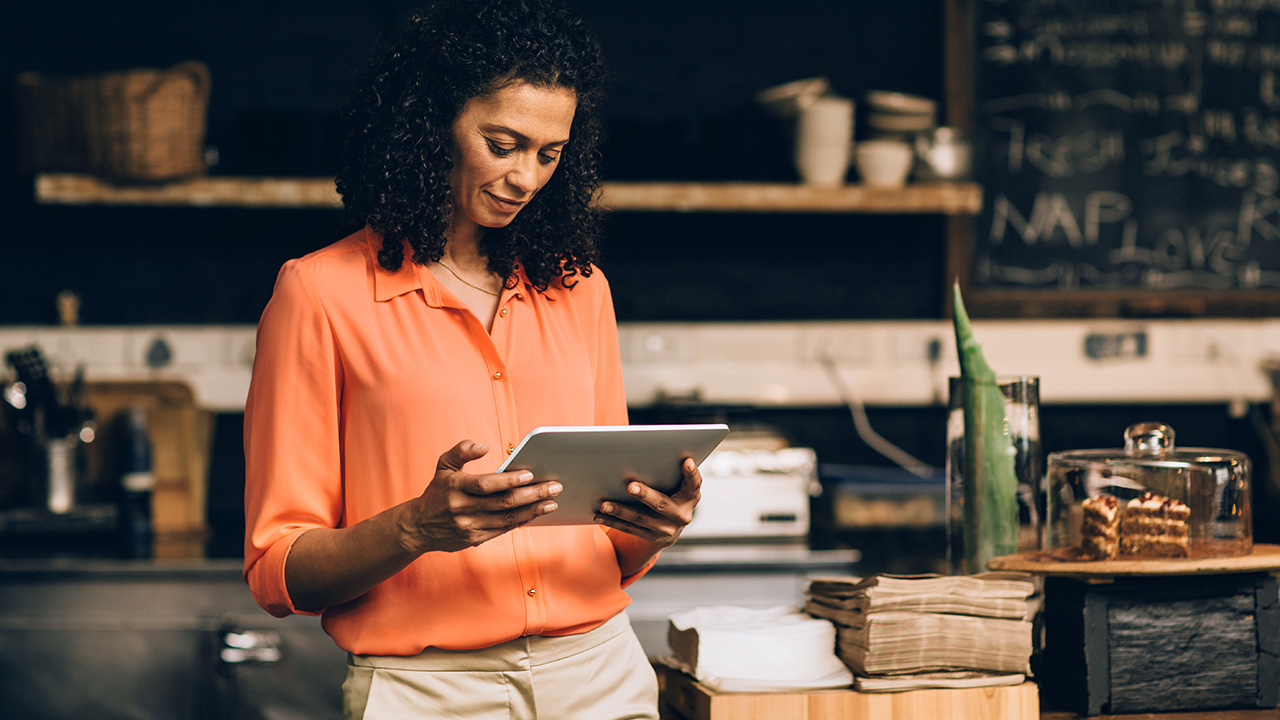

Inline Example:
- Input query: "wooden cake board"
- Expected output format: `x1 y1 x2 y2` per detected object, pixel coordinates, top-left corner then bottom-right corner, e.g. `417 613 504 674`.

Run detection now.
988 543 1280 580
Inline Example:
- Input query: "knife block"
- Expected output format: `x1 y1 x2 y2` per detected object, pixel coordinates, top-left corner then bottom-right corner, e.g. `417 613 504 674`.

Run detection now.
1040 572 1279 716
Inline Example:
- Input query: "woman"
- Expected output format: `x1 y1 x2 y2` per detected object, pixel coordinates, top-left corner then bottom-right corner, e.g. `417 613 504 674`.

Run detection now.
242 2 701 718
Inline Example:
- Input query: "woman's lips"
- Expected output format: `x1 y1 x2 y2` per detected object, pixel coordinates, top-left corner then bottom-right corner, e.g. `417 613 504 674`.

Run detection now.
487 191 524 211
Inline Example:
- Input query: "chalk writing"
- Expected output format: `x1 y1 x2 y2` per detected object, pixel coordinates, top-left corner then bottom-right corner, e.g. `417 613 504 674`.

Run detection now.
974 0 1280 292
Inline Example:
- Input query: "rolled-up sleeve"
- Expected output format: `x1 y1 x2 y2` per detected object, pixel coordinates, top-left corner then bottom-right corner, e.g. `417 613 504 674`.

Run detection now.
243 259 344 617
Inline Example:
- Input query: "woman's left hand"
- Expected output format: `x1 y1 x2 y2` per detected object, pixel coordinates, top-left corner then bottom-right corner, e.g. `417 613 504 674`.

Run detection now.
595 456 702 548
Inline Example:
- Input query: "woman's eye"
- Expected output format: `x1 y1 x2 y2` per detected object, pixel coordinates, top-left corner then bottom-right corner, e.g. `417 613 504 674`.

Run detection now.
487 140 516 157
538 153 560 165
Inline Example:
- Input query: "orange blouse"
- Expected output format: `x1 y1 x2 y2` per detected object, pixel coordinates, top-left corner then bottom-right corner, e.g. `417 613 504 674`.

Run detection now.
243 227 651 655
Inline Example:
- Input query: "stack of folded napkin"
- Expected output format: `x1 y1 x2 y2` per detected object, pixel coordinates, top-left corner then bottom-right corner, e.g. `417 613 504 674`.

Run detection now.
804 573 1036 692
664 605 854 692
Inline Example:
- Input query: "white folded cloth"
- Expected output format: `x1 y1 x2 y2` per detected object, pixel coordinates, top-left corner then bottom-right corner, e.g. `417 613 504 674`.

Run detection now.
666 605 853 692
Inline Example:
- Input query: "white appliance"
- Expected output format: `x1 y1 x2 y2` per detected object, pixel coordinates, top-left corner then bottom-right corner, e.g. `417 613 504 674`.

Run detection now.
683 444 819 541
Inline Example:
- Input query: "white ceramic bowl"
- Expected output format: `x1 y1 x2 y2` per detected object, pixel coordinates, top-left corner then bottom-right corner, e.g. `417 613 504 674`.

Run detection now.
863 90 938 116
855 139 914 188
755 77 831 117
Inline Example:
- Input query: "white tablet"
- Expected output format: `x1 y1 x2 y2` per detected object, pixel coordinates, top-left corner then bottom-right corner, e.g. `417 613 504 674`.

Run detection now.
497 424 730 526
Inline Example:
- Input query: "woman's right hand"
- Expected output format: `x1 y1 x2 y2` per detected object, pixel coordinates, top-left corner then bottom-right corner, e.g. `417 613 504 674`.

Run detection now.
284 440 559 612
397 440 562 553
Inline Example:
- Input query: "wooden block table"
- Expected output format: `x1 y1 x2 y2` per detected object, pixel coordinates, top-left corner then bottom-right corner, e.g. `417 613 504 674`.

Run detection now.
656 662 1040 720
990 544 1280 716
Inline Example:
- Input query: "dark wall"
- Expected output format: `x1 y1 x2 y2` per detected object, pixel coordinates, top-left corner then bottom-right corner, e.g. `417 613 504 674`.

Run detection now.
0 0 945 325
7 5 1277 563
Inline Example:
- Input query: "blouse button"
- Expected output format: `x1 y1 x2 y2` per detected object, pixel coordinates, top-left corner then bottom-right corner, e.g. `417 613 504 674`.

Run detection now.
508 445 515 455
527 588 537 596
493 371 502 380
500 307 509 317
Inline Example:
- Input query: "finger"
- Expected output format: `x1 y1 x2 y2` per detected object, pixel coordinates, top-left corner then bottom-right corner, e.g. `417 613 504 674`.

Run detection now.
622 478 693 524
470 497 562 532
594 505 664 542
469 481 563 515
600 498 690 540
670 456 703 501
435 488 560 540
625 457 701 506
436 440 489 473
464 471 554 498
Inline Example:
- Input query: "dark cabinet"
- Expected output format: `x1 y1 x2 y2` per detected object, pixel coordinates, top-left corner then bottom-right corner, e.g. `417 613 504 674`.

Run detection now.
0 560 347 720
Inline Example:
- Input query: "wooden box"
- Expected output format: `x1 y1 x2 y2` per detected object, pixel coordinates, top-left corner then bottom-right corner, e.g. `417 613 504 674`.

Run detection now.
656 663 1040 720
1040 573 1280 716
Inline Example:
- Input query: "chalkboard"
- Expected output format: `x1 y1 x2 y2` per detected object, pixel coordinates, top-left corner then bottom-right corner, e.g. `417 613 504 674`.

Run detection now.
956 0 1280 316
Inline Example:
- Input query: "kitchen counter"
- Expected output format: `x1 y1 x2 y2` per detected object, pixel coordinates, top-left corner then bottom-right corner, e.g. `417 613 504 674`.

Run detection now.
649 542 860 573
4 554 1270 720
0 543 862 661
0 556 244 580
0 555 342 719
0 544 863 683
6 319 1279 415
0 542 859 578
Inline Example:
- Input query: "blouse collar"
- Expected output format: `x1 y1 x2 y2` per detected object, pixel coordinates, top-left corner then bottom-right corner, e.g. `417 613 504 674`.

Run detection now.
367 227 547 304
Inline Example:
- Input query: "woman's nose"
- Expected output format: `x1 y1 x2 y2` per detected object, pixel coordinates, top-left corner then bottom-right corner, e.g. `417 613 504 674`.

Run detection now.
506 154 541 193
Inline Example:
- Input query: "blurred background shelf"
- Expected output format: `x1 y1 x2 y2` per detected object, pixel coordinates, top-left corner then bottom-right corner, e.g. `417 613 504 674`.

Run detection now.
34 174 342 209
33 174 982 215
600 181 981 214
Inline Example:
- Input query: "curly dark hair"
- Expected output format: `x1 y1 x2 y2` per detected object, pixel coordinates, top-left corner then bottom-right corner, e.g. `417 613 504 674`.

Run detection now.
334 0 608 291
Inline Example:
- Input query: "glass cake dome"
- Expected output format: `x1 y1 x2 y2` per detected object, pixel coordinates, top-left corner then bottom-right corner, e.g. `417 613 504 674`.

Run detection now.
1044 422 1252 560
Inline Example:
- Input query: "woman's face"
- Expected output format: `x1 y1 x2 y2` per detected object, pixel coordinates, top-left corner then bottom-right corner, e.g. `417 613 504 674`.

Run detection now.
447 81 578 237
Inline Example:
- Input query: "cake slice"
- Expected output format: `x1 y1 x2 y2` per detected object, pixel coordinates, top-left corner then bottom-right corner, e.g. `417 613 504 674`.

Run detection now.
1079 494 1120 560
1119 492 1190 558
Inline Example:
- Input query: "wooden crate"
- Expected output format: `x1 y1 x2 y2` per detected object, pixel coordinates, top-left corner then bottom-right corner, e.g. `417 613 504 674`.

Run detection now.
1040 573 1280 716
656 663 1039 720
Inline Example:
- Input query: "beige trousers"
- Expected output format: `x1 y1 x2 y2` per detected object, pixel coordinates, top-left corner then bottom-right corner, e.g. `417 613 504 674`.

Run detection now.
342 611 659 720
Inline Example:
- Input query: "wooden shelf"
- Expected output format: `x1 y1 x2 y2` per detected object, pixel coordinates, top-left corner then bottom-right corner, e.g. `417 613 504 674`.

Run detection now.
34 174 982 215
601 181 981 214
35 174 343 209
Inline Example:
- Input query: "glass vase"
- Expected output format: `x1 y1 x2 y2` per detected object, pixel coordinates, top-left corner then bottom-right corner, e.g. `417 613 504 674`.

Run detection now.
946 375 1042 575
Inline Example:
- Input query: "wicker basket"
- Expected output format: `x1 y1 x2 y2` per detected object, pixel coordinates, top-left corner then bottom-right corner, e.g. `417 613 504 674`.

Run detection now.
15 61 211 182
